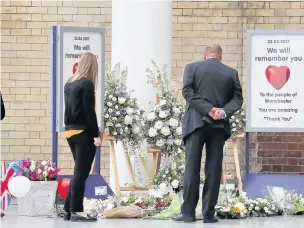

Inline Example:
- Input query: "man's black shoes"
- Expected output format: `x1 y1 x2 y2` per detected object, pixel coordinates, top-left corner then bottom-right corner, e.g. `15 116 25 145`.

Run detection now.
203 217 219 223
172 214 196 223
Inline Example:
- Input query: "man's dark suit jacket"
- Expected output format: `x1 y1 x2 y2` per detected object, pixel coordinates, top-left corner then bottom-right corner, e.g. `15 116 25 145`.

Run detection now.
182 58 243 140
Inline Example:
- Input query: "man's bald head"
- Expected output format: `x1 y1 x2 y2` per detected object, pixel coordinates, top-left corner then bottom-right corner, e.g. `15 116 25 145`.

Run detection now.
204 44 223 61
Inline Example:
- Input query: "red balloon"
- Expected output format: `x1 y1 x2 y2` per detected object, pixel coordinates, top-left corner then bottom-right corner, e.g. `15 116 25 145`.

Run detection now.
57 178 71 199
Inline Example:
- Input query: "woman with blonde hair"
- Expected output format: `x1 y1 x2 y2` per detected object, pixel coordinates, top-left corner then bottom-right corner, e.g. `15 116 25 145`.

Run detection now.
63 52 103 222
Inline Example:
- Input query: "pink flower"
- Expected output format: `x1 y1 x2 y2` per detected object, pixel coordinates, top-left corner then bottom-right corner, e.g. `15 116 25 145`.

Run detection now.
39 164 44 170
55 167 60 175
47 168 55 177
22 159 30 168
31 172 39 180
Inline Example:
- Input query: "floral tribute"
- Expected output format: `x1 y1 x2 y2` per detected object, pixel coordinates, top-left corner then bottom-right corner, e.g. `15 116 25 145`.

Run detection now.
216 195 281 219
120 194 173 216
104 63 145 156
84 194 174 219
83 188 304 220
290 193 304 215
230 107 246 138
144 61 184 155
20 158 60 181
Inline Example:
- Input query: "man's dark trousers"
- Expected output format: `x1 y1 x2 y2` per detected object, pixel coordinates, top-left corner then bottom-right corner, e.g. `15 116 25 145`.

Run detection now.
181 125 226 219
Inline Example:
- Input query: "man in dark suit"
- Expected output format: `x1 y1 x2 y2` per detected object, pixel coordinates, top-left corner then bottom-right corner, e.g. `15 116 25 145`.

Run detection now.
173 45 243 223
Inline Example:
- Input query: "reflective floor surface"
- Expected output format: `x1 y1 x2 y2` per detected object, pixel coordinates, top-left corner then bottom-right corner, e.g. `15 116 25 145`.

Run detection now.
1 206 304 228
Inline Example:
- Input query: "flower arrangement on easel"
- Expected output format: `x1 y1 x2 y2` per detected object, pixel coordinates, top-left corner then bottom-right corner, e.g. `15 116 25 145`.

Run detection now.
104 63 145 157
230 107 246 138
144 61 185 156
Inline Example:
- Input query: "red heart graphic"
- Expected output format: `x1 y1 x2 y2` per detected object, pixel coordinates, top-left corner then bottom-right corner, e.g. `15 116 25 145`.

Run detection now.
73 62 79 74
265 65 290 90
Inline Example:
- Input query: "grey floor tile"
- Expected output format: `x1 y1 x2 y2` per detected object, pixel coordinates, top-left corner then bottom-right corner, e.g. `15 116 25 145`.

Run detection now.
1 206 304 228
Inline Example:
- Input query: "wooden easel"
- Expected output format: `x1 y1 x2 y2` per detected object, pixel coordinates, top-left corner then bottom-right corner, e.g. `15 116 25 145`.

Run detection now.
147 147 162 176
230 133 244 195
105 135 148 197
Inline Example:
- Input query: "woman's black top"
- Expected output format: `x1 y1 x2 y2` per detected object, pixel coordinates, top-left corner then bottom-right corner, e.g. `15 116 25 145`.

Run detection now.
1 93 5 120
64 78 99 137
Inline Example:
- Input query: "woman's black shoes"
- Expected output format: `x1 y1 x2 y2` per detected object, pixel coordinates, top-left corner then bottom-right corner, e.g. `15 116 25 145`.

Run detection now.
63 212 71 221
63 211 97 222
70 213 97 222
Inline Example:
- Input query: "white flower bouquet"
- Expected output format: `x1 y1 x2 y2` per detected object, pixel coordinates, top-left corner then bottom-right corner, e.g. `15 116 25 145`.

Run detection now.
216 197 249 219
216 195 280 219
230 107 246 137
267 186 304 215
241 197 280 217
104 63 145 156
84 196 118 219
145 61 185 155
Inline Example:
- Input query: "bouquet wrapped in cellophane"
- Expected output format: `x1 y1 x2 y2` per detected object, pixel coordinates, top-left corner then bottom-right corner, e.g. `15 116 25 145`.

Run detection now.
267 186 304 215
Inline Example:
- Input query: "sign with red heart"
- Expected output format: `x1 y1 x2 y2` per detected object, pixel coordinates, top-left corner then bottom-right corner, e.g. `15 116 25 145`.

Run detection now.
265 65 290 90
246 30 304 132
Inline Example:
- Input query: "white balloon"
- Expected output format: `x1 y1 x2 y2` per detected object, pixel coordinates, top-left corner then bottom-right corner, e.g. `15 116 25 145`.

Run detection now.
8 176 31 198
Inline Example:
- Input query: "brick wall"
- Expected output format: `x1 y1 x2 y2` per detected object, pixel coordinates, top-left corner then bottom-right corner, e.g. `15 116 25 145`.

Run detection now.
172 1 304 175
1 1 304 181
0 0 112 180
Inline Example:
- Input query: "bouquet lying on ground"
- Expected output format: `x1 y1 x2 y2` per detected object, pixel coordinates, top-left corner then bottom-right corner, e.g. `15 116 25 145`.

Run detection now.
119 194 173 216
20 158 60 181
216 195 280 219
267 186 304 215
84 194 174 219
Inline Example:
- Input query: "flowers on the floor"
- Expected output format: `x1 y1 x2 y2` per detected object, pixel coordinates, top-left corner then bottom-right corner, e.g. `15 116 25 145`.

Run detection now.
145 61 184 155
84 196 118 219
267 186 304 215
84 194 174 219
151 194 182 220
106 205 147 218
290 193 304 215
19 158 60 181
241 197 280 217
216 195 280 219
120 194 173 216
230 107 246 137
104 63 145 156
84 186 304 220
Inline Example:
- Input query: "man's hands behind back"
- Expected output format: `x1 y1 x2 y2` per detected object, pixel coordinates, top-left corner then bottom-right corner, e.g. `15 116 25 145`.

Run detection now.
208 107 225 120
